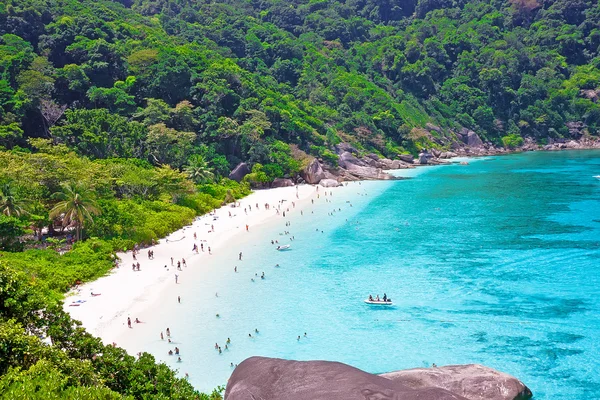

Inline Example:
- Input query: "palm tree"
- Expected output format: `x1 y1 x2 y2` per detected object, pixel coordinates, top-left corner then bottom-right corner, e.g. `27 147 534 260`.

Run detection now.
0 184 26 217
184 155 214 184
49 184 100 242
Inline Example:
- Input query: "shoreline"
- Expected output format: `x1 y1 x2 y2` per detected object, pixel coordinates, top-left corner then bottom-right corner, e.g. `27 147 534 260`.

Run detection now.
65 147 600 344
64 184 322 345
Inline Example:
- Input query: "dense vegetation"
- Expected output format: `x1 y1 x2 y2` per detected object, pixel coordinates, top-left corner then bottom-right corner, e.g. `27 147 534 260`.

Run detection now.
2 0 600 170
0 262 224 399
0 143 245 397
1 0 600 396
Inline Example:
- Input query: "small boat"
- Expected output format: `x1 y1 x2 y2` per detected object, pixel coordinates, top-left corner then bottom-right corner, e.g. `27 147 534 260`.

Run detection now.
594 175 600 179
364 299 393 305
276 244 291 251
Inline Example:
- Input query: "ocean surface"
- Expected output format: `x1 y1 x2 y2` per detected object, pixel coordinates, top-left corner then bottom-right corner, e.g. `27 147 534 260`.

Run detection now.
126 150 600 398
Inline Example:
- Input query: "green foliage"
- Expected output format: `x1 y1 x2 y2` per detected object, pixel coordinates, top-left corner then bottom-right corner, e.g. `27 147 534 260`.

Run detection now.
501 133 524 149
0 215 25 251
0 239 115 292
184 154 214 184
0 263 215 399
49 183 101 241
4 0 598 169
52 109 147 159
243 163 271 186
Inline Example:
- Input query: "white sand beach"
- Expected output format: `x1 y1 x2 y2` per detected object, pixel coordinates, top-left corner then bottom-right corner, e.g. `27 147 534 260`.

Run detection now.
63 184 322 345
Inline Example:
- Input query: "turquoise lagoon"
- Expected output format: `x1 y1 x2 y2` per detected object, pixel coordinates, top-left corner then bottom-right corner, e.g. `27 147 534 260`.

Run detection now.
133 150 600 398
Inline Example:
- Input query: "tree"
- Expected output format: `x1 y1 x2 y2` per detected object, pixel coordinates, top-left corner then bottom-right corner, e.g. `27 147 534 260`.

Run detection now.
145 123 196 168
184 155 214 184
0 215 25 251
49 184 100 242
0 184 26 217
0 123 24 148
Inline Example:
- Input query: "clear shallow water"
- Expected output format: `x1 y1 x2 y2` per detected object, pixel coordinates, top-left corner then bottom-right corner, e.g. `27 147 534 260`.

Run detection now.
134 150 600 398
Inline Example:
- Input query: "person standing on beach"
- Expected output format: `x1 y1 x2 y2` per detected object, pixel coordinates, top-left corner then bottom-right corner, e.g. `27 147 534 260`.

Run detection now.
239 252 243 260
127 317 132 328
175 274 179 284
178 296 181 303
246 224 249 232
166 328 171 337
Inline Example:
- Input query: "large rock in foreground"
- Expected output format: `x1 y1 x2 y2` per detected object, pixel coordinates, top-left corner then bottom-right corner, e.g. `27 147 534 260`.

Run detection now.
225 357 467 400
381 364 532 400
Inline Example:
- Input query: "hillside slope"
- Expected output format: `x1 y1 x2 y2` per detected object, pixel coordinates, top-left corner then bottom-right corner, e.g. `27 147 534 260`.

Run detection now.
1 0 600 179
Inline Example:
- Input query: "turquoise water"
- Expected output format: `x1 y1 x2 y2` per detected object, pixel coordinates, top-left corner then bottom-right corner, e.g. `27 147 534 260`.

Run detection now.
136 150 600 398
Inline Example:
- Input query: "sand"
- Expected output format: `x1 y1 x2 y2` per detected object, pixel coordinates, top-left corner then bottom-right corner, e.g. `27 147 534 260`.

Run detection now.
63 184 322 344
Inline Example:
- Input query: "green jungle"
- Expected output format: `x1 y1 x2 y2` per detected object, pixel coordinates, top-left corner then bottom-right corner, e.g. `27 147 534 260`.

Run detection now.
1 0 599 397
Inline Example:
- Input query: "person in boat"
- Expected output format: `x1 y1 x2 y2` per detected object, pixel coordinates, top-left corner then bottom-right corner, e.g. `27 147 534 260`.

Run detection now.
277 246 280 250
376 295 380 301
369 295 374 301
383 293 387 302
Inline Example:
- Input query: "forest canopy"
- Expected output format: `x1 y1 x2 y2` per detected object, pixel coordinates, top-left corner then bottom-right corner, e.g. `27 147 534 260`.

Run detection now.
1 0 599 173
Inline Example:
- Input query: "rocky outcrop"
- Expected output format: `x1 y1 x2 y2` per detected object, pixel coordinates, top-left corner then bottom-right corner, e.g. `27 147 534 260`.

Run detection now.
319 178 341 187
271 178 294 188
228 162 250 182
381 364 532 400
337 151 397 180
338 151 363 167
466 130 484 148
418 152 431 164
335 142 359 154
426 123 443 133
439 151 458 159
226 357 469 400
542 136 600 151
225 357 531 400
301 158 326 184
398 154 415 163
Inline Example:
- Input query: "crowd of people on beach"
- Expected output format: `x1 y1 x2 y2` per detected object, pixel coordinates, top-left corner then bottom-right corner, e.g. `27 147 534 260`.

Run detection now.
108 182 366 381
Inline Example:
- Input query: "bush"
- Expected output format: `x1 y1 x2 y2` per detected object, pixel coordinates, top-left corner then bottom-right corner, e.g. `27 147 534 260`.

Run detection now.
0 238 115 292
243 163 270 186
501 134 524 149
